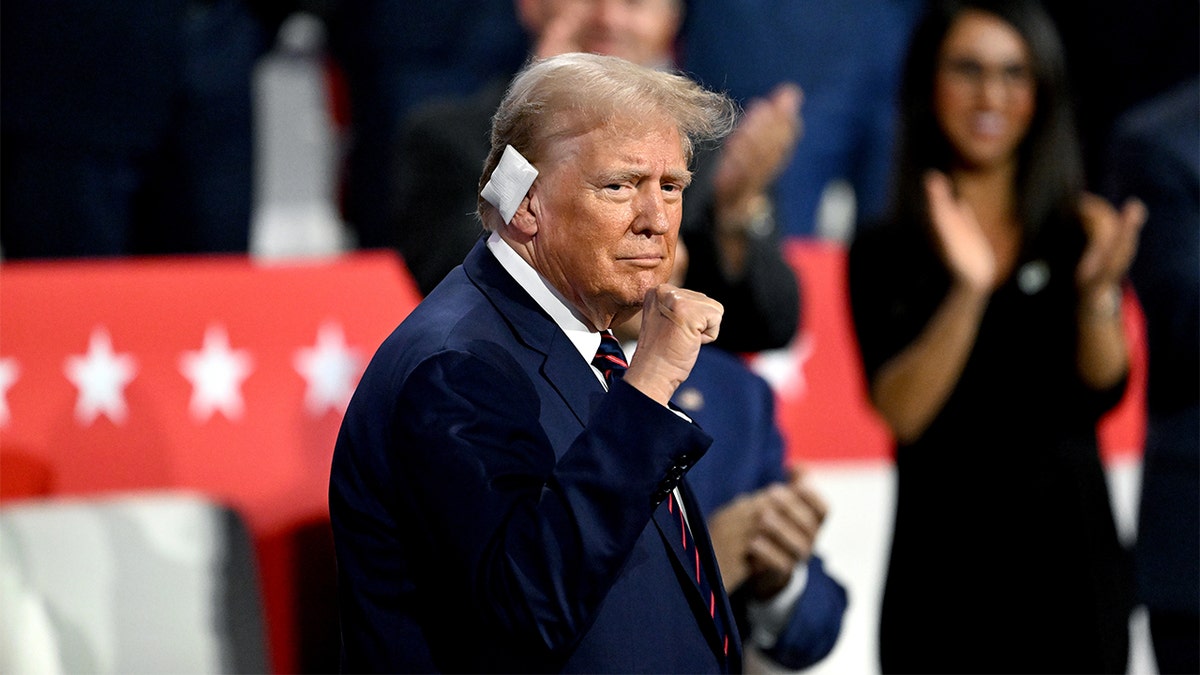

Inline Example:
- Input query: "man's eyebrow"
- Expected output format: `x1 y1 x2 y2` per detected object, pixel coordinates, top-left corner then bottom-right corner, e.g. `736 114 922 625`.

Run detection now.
666 169 694 188
598 167 693 187
598 170 640 184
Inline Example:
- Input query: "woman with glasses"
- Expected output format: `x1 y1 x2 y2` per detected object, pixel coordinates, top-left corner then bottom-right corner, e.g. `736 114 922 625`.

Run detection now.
847 0 1144 671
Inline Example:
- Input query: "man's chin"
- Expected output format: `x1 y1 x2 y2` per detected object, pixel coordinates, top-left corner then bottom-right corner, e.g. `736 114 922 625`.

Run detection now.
609 306 643 333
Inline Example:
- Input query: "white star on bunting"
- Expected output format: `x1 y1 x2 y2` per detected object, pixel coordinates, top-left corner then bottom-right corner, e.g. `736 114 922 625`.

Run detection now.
179 325 255 422
0 357 19 427
294 321 362 416
750 333 815 397
64 327 138 425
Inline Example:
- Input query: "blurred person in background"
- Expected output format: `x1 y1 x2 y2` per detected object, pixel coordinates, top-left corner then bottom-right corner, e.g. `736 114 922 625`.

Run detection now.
320 0 528 250
847 0 1144 671
1104 77 1200 675
1043 0 1199 191
678 0 926 239
1 0 287 258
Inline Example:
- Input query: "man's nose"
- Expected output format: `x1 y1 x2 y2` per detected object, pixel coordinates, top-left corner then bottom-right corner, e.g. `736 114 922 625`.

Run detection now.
632 186 670 234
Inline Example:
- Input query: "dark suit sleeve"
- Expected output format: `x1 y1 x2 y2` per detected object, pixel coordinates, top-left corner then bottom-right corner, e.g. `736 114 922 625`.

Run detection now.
394 346 711 663
758 556 848 670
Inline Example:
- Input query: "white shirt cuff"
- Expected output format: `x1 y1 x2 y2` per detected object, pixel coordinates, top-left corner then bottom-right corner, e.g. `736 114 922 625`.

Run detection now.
745 560 809 649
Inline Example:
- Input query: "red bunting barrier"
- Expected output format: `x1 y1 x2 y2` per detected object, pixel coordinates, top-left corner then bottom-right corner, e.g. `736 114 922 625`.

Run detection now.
0 241 1143 671
0 251 422 673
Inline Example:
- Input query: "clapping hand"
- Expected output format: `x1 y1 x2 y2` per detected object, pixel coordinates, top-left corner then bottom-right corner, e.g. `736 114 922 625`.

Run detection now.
1075 193 1145 294
925 170 998 292
712 83 804 230
707 464 828 598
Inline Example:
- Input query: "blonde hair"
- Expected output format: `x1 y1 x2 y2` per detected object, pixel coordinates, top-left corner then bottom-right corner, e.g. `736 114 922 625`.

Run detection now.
477 52 737 229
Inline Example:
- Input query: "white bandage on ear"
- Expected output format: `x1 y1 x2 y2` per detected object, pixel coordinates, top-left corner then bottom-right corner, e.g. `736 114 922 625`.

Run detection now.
481 145 539 225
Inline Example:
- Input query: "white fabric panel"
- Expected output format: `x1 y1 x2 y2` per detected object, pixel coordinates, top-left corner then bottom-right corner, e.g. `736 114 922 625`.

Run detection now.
0 492 230 674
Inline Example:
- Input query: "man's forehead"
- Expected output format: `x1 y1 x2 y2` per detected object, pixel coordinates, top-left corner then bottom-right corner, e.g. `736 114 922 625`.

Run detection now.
571 121 687 162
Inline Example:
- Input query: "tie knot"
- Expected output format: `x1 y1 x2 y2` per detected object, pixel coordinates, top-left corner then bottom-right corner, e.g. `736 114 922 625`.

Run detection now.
591 332 628 386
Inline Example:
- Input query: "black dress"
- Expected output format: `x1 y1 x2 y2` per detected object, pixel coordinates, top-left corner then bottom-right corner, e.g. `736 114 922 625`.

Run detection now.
848 218 1133 673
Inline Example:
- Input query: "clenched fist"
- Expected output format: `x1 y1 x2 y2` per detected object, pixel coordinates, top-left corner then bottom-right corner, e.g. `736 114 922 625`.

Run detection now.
623 284 723 406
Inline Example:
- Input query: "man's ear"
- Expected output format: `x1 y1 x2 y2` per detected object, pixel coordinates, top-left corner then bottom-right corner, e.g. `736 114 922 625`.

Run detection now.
509 189 539 236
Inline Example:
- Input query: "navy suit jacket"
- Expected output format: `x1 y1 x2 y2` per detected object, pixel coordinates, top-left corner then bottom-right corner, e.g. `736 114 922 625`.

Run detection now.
330 240 743 673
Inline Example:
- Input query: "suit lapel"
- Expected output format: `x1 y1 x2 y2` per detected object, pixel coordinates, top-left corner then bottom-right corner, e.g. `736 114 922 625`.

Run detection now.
463 240 599 428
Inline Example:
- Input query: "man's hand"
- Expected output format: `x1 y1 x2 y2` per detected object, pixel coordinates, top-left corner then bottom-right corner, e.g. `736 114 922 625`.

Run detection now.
707 465 828 598
623 284 722 405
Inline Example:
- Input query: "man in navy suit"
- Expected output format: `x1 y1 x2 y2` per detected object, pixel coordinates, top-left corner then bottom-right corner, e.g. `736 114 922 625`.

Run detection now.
330 52 742 672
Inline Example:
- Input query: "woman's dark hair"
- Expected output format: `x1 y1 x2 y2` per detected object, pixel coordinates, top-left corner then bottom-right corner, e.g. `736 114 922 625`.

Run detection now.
888 0 1083 243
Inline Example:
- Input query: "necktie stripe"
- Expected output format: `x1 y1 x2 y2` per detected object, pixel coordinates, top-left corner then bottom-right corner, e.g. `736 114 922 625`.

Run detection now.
591 331 628 387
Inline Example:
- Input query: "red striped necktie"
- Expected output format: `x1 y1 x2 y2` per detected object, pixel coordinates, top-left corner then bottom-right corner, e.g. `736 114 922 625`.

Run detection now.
591 331 628 387
667 490 732 660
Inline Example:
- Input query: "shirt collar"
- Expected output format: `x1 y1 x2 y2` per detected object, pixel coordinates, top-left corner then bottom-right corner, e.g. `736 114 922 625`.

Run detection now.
486 231 600 366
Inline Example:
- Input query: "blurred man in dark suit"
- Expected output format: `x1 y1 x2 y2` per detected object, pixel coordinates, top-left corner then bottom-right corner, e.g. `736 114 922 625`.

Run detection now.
1105 77 1200 675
